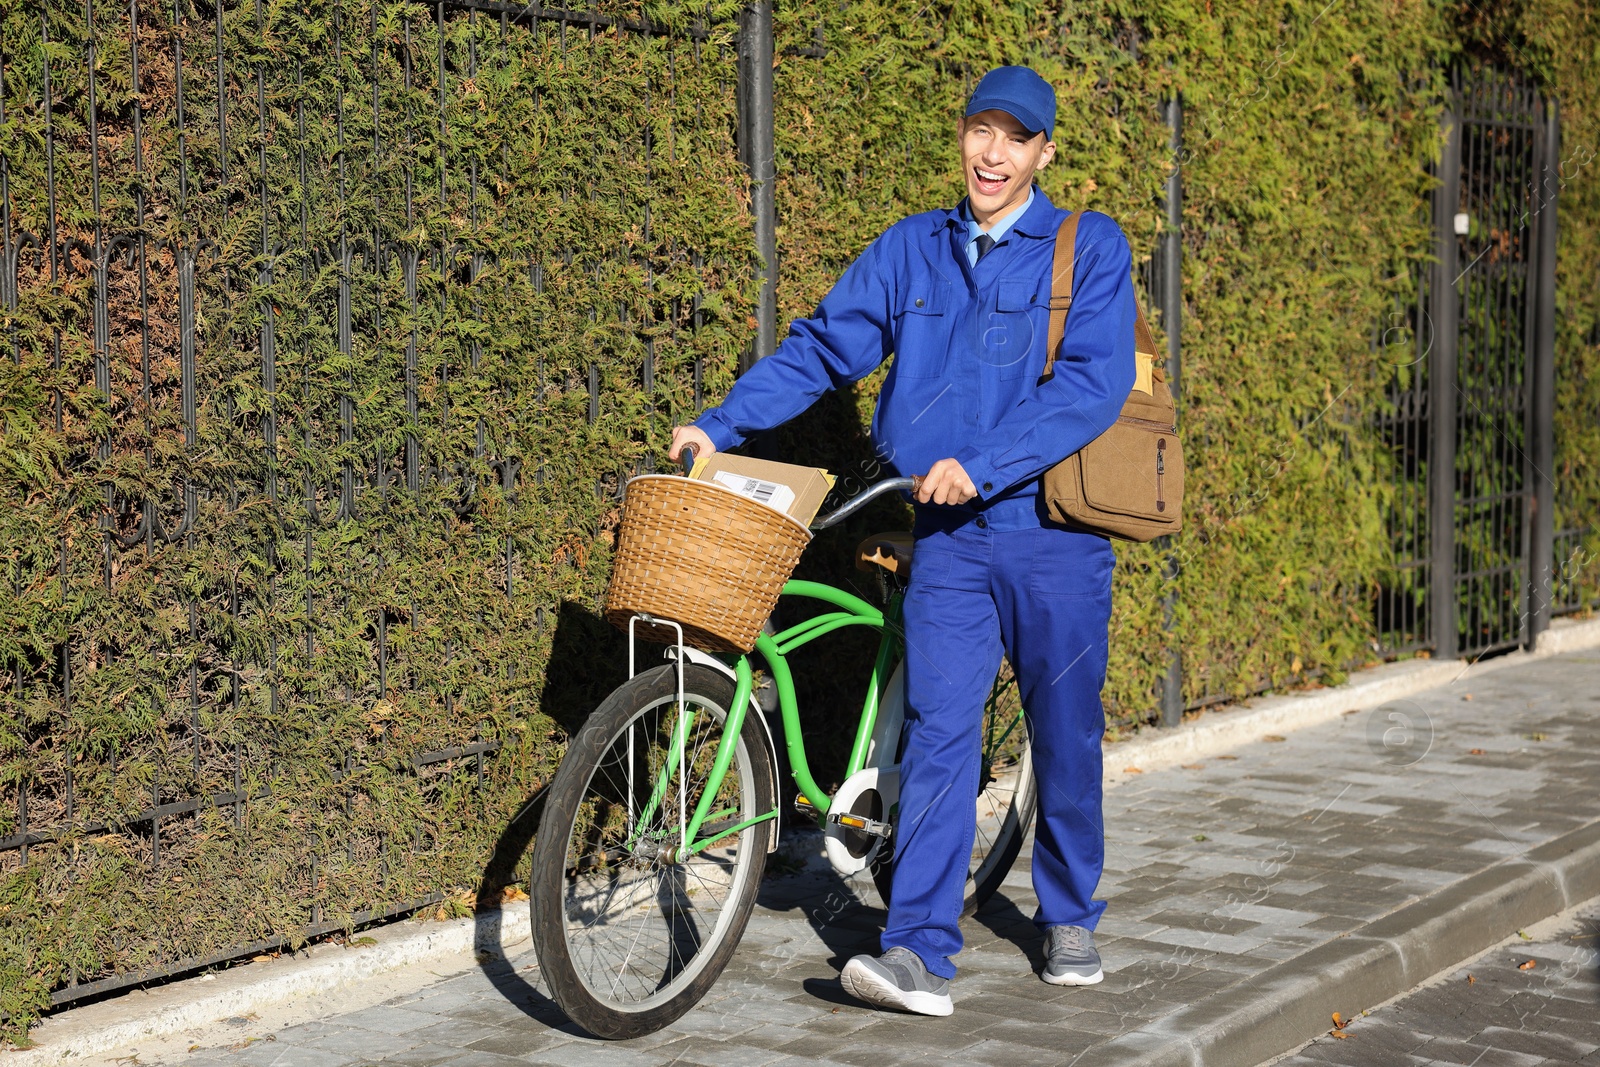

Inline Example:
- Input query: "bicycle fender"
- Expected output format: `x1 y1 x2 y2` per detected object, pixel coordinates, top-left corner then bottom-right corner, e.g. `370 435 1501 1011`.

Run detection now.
665 646 781 853
866 662 906 769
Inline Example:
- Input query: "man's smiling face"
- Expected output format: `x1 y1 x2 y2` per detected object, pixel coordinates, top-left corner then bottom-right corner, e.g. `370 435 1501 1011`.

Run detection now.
958 109 1056 228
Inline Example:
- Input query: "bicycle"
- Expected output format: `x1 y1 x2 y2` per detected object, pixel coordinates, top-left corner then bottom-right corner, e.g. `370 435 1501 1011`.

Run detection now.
529 460 1038 1039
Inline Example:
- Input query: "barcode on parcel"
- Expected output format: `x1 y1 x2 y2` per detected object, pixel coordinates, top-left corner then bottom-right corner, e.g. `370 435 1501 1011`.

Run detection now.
711 472 797 516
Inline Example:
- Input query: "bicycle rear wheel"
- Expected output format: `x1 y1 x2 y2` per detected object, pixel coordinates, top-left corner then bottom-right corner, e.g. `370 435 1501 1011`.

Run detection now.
531 663 775 1039
873 661 1036 917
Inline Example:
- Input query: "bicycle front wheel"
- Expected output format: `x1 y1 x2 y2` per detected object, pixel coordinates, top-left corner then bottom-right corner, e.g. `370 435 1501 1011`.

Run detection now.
530 663 775 1039
873 660 1037 917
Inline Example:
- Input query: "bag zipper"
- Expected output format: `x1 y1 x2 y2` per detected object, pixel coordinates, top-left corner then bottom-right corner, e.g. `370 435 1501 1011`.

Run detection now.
1156 439 1166 512
1118 414 1177 432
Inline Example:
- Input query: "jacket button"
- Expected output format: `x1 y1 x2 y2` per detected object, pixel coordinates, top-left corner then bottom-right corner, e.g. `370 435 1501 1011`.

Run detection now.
976 517 988 529
982 482 993 492
914 297 925 308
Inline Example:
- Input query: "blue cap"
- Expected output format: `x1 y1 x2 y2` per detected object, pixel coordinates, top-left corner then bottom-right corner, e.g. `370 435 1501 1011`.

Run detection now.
964 66 1055 139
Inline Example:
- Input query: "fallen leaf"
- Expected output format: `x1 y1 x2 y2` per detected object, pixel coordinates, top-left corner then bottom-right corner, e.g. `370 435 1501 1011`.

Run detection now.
1462 693 1473 701
1123 766 1143 774
1331 1012 1348 1029
1518 959 1537 970
1469 748 1486 755
1341 708 1361 716
1192 833 1209 842
1263 734 1287 742
1524 732 1548 741
1329 1031 1350 1039
1517 930 1533 940
1216 755 1238 760
250 955 271 963
1181 763 1204 770
502 885 529 903
1466 974 1475 984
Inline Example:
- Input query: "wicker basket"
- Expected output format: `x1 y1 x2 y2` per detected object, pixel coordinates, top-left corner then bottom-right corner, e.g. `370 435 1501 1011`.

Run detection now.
604 475 813 653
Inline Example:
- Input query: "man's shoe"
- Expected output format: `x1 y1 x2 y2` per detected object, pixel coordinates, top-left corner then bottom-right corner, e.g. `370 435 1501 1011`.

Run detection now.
840 946 954 1016
1042 925 1103 986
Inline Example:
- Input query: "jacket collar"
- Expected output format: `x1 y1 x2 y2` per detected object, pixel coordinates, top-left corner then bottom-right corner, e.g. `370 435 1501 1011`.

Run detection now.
935 185 1063 238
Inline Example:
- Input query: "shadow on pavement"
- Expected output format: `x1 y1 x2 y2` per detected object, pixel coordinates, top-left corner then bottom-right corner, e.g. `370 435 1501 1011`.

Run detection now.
469 599 636 1037
972 888 1048 976
471 784 587 1035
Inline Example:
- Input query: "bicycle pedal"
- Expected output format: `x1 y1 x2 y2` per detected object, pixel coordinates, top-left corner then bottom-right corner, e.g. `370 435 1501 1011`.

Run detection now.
828 811 891 839
793 794 817 815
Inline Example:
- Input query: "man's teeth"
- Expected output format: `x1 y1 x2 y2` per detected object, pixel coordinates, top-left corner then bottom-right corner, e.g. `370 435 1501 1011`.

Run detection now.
977 168 1007 183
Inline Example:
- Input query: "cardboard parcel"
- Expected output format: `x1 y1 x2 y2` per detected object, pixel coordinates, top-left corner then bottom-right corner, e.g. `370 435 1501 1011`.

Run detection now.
689 454 835 528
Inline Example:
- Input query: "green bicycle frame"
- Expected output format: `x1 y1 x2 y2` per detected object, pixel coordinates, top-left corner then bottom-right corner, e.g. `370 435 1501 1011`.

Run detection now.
648 579 902 860
652 576 1028 862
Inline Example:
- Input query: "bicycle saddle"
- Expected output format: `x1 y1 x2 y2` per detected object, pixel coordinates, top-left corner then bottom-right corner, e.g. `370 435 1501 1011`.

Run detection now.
855 531 914 578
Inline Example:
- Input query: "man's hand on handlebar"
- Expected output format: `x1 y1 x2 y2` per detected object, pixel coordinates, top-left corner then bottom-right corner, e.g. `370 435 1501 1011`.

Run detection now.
670 425 715 464
917 458 977 506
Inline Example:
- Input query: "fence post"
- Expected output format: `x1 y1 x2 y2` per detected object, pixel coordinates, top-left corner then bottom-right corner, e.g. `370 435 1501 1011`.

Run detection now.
1529 95 1559 648
1160 93 1184 728
736 1 777 374
1428 99 1461 660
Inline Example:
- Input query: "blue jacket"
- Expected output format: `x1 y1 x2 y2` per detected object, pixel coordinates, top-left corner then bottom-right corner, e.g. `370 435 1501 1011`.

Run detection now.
693 188 1138 531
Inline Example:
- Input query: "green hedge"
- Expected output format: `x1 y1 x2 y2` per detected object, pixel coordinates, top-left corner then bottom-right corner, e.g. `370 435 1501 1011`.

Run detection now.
0 0 755 1036
1 0 1598 1040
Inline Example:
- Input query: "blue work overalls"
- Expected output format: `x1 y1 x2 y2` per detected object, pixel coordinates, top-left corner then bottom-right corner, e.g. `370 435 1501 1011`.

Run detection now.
694 187 1138 979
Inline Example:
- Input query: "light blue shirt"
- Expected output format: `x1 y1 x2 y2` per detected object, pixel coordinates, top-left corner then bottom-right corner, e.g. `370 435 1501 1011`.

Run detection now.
962 186 1036 267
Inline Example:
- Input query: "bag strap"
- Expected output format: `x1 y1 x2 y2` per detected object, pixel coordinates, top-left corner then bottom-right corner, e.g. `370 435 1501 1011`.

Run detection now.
1042 213 1081 380
1042 212 1164 382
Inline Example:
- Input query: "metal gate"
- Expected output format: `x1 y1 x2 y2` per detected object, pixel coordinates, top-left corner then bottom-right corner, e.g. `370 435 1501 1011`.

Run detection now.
1378 64 1559 660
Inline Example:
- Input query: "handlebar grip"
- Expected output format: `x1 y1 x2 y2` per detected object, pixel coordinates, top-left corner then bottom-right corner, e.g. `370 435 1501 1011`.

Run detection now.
679 444 697 477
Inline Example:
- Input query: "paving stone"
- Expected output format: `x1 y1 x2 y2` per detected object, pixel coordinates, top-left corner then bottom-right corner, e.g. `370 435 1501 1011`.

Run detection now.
462 1026 577 1057
222 1042 356 1067
349 1041 478 1066
303 1027 423 1058
335 1005 449 1036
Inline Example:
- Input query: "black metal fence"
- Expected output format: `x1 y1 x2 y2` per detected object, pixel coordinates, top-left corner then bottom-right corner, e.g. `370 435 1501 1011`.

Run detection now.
0 0 1591 1014
1374 64 1570 662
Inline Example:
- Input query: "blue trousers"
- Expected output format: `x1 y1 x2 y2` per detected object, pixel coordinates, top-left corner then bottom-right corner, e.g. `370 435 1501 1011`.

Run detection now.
883 513 1115 979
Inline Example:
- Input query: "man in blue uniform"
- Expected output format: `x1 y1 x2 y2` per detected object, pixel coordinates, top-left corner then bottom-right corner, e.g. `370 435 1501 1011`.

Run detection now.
669 66 1136 1016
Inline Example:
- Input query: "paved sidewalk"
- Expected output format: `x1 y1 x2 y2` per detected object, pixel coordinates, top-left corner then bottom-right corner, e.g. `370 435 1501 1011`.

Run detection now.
1275 899 1600 1064
96 650 1600 1066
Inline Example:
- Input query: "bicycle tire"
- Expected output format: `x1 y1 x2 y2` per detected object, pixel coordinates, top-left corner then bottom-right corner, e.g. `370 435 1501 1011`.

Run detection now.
531 664 775 1039
872 664 1038 917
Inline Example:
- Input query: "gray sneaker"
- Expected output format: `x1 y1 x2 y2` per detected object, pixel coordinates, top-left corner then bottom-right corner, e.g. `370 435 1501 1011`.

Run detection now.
840 946 953 1016
1043 925 1103 986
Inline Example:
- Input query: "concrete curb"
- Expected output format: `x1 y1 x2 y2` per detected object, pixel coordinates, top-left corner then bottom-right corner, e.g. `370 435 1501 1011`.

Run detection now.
10 613 1597 1064
1102 613 1600 785
1091 817 1600 1066
9 907 532 1067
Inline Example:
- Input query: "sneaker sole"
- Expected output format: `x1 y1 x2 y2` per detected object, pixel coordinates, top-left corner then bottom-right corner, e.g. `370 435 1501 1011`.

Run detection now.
840 959 954 1017
1042 966 1104 987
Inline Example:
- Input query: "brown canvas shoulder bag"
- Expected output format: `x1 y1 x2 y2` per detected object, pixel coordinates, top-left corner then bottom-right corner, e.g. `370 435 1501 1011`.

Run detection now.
1038 212 1184 542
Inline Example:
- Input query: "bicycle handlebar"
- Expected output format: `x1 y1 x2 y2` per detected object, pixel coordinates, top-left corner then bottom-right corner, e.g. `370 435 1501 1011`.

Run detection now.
673 443 918 531
810 475 920 531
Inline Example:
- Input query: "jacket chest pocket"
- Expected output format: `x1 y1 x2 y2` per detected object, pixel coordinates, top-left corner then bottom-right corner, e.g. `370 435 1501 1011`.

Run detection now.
979 278 1044 379
891 278 953 379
